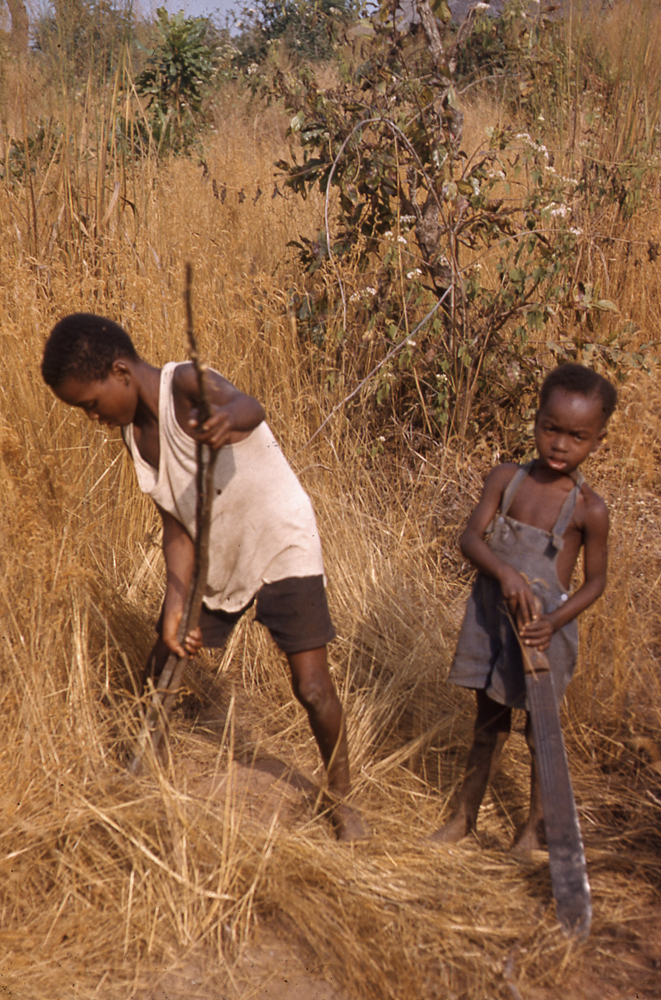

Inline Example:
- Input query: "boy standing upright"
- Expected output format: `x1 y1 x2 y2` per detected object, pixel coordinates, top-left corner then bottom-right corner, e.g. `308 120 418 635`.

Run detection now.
433 363 616 849
41 313 366 841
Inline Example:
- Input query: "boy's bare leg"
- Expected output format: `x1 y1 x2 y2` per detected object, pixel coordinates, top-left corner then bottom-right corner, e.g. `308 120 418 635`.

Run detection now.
511 712 545 852
431 690 511 844
287 646 368 842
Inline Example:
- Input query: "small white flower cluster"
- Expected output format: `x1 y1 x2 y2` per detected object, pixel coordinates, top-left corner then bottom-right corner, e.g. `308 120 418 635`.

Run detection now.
487 169 506 180
350 287 378 303
406 268 422 279
546 202 570 219
569 227 583 236
515 133 550 161
474 2 490 10
400 215 416 225
471 262 482 272
247 63 259 76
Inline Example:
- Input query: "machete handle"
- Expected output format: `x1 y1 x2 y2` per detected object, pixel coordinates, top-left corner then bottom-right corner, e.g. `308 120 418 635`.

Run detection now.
513 594 551 677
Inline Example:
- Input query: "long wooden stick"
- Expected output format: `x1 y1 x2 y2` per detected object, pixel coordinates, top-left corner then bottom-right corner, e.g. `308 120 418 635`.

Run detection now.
129 263 217 775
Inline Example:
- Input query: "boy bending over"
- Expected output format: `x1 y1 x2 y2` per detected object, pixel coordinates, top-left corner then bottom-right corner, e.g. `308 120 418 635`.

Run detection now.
42 313 366 841
432 363 616 850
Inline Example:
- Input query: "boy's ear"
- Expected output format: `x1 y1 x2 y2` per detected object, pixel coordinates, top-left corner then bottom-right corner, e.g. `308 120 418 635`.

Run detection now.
590 426 608 452
111 359 131 382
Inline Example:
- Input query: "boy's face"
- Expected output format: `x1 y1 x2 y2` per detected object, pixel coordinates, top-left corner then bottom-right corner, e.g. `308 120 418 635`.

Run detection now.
534 388 606 475
54 361 137 429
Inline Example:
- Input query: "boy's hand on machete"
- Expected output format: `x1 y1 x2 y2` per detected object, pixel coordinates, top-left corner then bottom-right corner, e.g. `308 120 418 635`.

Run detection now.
498 565 538 626
519 614 554 651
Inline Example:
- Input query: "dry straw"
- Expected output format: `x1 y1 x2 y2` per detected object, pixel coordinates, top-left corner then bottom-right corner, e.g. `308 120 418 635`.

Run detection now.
0 42 659 1000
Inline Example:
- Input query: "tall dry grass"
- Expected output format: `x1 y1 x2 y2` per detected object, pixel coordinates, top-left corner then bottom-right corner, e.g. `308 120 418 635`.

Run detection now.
0 48 660 1000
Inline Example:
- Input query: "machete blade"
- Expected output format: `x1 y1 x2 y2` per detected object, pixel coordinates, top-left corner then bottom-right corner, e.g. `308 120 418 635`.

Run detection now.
523 649 592 939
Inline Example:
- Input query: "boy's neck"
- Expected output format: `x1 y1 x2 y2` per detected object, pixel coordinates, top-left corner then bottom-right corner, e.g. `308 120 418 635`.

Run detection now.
129 359 161 427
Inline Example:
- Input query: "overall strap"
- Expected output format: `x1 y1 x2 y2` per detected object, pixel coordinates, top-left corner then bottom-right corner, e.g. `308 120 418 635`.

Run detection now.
551 472 585 550
500 461 534 517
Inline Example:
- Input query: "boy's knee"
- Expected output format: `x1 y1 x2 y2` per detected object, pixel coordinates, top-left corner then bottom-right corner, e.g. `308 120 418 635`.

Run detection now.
475 693 512 738
293 672 336 715
474 725 510 752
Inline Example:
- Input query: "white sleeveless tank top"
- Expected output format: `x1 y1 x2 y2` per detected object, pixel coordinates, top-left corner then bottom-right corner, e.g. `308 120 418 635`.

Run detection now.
122 363 325 612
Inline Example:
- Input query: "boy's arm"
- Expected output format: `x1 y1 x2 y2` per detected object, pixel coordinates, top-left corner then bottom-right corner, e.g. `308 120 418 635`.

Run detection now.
173 364 266 450
520 493 609 649
158 506 203 657
460 463 541 626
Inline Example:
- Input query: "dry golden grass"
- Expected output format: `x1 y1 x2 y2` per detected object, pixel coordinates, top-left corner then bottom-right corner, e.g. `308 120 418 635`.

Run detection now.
0 65 660 1000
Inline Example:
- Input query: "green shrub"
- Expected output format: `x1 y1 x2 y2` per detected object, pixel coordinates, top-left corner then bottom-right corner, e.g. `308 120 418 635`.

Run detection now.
135 7 218 153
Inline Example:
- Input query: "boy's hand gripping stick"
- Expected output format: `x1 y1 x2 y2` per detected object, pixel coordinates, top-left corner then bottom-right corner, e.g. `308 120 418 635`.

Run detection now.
513 596 592 939
129 264 217 775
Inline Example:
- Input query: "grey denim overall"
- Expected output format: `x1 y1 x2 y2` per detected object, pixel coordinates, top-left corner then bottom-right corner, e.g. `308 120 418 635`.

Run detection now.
448 462 584 710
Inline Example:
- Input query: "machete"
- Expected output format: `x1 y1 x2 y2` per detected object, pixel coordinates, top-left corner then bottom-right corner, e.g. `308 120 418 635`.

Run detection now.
514 601 592 939
129 263 217 775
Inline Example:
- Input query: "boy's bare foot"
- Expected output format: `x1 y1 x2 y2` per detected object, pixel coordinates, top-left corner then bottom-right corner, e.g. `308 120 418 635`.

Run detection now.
329 801 370 842
510 818 545 853
429 810 472 845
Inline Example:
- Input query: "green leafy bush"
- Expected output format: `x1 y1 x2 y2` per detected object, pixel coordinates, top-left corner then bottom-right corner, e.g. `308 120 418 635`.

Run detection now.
268 5 650 450
232 0 360 67
135 7 217 153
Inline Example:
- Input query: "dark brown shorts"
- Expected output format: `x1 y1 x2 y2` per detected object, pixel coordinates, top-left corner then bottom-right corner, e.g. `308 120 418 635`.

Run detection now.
159 575 336 655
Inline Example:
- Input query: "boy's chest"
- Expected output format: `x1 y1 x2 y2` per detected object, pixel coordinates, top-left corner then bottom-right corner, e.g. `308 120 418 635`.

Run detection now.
506 476 580 536
133 422 160 471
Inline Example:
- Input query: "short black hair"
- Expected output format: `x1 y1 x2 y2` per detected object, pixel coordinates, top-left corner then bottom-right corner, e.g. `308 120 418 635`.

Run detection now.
41 313 139 388
539 363 617 424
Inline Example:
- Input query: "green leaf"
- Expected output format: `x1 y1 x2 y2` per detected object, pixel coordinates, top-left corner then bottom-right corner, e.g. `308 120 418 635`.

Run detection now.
595 300 617 312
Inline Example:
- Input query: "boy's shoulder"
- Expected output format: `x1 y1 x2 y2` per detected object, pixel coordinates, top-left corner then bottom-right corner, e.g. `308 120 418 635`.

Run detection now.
483 461 524 492
170 361 198 396
576 478 609 527
170 362 235 407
